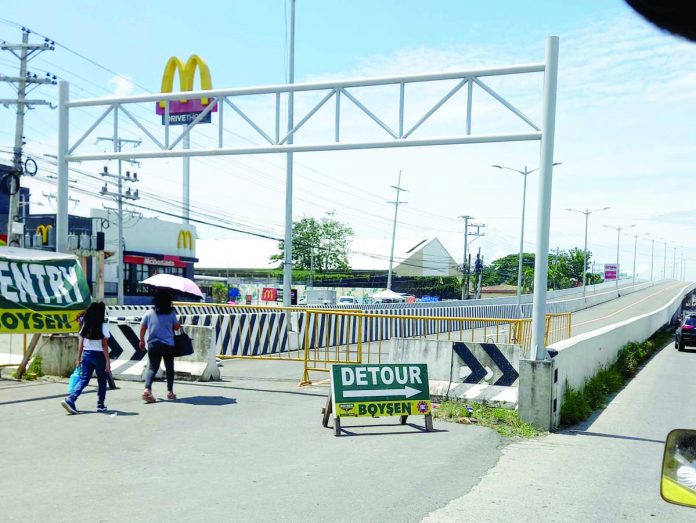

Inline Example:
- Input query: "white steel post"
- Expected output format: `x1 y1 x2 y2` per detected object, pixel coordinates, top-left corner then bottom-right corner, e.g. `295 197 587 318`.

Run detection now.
650 239 655 281
530 36 559 361
616 228 621 291
516 168 528 306
582 210 589 297
183 133 190 223
632 234 637 287
56 81 69 253
282 0 296 307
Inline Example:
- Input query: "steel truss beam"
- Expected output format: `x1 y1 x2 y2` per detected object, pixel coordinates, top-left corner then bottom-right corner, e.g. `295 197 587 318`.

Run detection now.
64 63 545 162
57 39 559 362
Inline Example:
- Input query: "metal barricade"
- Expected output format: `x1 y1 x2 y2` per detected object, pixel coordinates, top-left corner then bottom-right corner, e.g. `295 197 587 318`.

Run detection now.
300 310 562 384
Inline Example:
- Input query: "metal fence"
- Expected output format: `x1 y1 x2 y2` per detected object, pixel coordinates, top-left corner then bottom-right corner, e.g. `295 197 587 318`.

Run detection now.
300 310 572 384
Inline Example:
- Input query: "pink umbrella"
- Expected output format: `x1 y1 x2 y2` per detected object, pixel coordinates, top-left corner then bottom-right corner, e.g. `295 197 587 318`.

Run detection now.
140 274 204 298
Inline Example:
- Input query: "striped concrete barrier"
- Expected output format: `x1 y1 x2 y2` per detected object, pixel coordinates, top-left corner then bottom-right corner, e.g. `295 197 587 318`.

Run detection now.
108 322 220 382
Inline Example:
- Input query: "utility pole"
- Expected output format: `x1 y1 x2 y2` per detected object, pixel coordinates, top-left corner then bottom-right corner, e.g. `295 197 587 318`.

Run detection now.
1 28 55 246
673 246 677 279
663 241 668 279
387 170 407 290
458 216 484 300
96 137 141 305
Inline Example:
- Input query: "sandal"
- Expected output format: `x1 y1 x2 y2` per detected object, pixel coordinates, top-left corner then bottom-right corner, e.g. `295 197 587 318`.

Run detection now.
167 392 177 400
142 390 156 403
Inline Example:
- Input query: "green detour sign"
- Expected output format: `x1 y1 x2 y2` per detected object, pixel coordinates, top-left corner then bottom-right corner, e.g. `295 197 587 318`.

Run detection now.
327 363 433 436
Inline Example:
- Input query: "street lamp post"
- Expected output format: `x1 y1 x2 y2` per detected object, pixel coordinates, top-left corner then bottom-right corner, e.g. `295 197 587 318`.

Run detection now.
492 162 561 306
663 241 668 279
603 224 635 292
625 232 648 287
565 207 609 298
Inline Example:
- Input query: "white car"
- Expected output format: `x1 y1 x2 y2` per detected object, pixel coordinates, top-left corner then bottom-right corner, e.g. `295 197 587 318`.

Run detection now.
337 296 358 305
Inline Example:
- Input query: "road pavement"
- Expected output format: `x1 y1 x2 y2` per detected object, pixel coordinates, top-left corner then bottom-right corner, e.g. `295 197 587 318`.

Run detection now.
568 280 687 337
423 336 696 522
0 359 501 523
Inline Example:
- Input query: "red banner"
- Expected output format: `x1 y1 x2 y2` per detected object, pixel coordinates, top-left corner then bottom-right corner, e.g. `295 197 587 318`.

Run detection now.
261 287 278 302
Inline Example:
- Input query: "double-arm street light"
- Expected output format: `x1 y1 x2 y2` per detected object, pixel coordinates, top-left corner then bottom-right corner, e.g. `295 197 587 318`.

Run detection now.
492 162 561 305
565 207 609 297
603 224 635 291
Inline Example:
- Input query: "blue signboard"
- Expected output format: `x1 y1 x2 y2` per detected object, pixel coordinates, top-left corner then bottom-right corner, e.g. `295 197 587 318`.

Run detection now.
162 112 212 126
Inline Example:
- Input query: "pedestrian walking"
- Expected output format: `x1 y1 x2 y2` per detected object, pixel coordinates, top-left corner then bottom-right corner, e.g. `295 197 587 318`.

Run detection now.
139 289 181 402
61 302 111 414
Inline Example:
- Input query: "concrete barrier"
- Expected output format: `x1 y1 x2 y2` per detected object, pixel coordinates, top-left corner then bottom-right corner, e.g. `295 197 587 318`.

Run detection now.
35 334 78 377
388 338 521 407
518 282 696 429
108 322 220 382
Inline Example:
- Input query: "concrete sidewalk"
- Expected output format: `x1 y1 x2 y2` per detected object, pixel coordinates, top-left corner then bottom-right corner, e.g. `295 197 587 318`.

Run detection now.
422 339 696 522
0 358 502 523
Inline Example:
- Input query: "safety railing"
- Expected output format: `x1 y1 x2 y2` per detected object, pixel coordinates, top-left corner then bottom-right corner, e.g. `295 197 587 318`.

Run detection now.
300 310 572 384
545 313 572 347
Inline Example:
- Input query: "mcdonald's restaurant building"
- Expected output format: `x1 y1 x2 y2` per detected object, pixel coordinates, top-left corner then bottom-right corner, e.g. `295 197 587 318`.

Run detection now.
90 210 197 305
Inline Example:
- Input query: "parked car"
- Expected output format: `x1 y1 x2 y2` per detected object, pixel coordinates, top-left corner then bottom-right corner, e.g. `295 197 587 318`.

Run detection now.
337 296 358 305
675 315 696 351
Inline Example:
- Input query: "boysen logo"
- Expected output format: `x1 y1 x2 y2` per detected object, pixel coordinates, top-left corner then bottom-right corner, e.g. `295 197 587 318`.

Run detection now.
36 225 53 245
177 230 194 250
155 55 217 125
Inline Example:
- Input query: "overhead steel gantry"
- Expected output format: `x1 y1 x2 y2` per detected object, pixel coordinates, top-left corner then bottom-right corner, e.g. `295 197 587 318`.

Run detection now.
56 36 559 360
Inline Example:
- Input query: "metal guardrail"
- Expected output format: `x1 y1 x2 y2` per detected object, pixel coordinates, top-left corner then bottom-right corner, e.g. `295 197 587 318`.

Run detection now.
300 310 572 384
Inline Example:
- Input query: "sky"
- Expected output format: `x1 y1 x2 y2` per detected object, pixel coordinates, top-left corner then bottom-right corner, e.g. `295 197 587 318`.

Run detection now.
1 0 695 278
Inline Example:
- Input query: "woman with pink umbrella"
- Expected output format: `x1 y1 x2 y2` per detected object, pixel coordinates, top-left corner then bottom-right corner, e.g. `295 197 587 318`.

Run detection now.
138 289 182 402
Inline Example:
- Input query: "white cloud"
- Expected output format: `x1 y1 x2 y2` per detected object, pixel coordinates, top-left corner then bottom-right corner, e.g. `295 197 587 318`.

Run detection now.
108 75 136 97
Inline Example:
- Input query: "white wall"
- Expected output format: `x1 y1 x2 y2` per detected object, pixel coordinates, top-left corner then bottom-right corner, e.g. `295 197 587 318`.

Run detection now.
550 282 696 427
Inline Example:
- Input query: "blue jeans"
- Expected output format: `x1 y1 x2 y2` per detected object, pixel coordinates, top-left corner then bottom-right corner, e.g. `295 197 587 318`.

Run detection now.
69 350 108 404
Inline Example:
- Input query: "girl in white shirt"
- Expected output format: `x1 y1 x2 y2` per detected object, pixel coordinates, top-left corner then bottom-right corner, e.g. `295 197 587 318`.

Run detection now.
61 302 111 414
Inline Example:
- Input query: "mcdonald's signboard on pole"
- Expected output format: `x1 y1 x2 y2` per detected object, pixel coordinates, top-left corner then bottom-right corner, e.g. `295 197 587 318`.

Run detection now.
156 55 217 125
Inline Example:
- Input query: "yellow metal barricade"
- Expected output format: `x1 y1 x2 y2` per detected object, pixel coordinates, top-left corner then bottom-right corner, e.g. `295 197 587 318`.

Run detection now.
300 310 566 384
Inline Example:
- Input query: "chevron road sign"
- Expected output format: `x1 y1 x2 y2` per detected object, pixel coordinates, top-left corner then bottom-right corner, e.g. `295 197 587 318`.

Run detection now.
452 342 519 387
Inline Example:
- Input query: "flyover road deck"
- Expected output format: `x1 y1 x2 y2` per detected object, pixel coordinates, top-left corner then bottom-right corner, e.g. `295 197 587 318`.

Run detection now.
564 280 687 338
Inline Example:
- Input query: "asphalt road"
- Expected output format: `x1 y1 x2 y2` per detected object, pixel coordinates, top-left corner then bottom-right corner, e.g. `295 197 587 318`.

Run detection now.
423 335 696 522
0 359 502 523
568 280 688 336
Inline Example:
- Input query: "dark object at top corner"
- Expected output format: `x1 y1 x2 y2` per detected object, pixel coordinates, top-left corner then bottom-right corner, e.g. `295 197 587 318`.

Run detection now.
626 0 696 42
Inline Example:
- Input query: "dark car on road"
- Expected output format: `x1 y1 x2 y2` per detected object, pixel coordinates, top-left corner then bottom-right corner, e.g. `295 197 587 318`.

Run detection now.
676 315 696 351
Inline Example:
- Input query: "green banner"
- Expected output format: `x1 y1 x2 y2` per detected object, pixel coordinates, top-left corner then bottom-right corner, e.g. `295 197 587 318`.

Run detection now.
331 363 431 418
0 249 91 333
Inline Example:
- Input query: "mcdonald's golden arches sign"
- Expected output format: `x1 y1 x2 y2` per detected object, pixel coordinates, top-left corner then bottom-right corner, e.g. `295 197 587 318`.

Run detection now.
155 55 217 125
177 230 194 251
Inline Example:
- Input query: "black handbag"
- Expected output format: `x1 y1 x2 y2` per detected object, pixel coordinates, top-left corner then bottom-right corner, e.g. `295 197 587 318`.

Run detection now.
173 330 194 357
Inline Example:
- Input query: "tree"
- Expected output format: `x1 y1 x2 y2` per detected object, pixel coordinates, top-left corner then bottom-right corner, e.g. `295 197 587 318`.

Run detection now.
483 248 601 292
270 212 354 272
211 282 229 303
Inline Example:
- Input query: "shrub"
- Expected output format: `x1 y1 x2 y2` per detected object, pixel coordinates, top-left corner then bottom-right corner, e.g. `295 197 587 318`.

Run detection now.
560 329 671 426
560 384 591 425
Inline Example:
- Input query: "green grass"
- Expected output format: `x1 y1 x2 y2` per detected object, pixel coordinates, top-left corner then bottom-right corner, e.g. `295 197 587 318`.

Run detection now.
434 400 543 438
13 354 44 381
559 328 673 426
